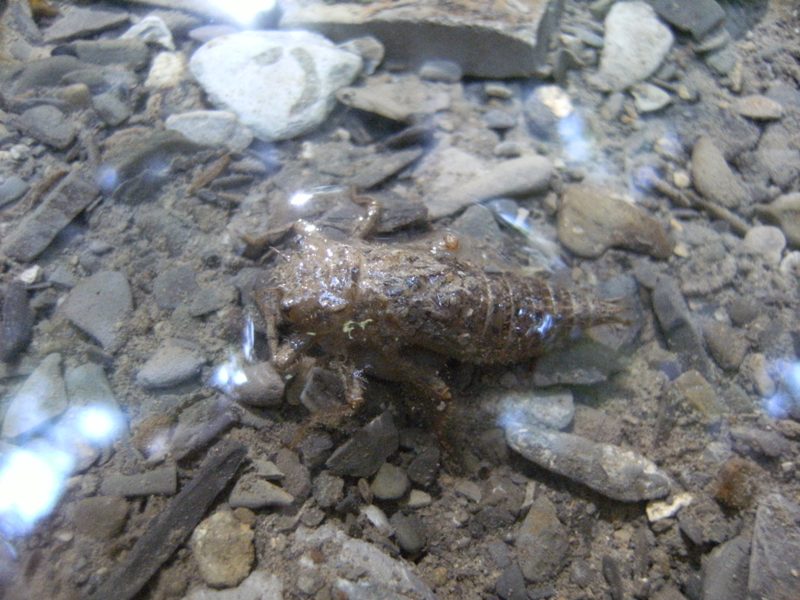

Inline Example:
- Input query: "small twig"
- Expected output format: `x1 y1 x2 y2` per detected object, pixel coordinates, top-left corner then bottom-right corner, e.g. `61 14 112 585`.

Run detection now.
649 175 750 236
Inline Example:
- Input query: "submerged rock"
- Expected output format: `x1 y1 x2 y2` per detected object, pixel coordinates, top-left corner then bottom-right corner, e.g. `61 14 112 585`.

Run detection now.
505 424 671 502
189 30 362 141
1 353 67 439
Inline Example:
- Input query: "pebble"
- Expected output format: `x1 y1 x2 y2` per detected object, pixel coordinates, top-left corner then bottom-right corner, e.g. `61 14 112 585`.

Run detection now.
425 154 553 219
754 193 800 247
337 78 451 122
61 270 132 352
646 491 694 522
647 0 725 40
670 370 724 419
168 396 237 461
226 361 285 407
496 389 575 431
390 512 426 555
733 94 784 121
598 1 674 90
137 340 205 389
333 37 380 77
652 277 714 378
406 490 432 509
187 284 236 317
152 266 199 310
121 15 175 50
72 496 128 539
1 353 66 438
677 496 737 546
741 352 776 398
730 426 791 459
701 534 750 600
189 30 362 141
705 45 738 76
370 463 410 501
190 510 254 588
165 110 253 152
419 59 462 82
748 494 800 600
483 108 517 130
361 504 392 535
631 83 671 113
557 183 673 258
703 321 749 371
407 445 440 488
506 424 671 502
294 525 436 600
185 571 284 600
92 88 131 126
229 474 294 509
516 496 568 582
743 225 786 264
144 51 187 88
17 105 76 150
0 281 33 362
43 6 130 43
274 448 311 500
691 136 749 209
312 470 344 508
60 39 150 70
0 175 29 207
496 562 527 600
326 411 399 477
100 464 178 496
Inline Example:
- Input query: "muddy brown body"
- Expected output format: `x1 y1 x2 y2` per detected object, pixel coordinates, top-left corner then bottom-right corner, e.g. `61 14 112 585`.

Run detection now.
261 233 621 369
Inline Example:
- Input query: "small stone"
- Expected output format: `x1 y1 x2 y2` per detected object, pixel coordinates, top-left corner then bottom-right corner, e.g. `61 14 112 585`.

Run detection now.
702 534 750 600
63 39 150 70
229 474 294 509
454 479 482 503
755 192 800 248
406 490 432 509
599 2 674 90
61 271 132 352
558 184 673 258
496 562 527 600
165 110 252 152
631 83 671 112
43 6 130 43
312 470 344 509
275 448 311 500
137 340 204 389
145 51 187 88
705 46 738 76
326 411 399 478
100 464 178 496
2 354 66 439
673 170 691 188
121 15 175 50
425 154 553 220
338 36 384 76
17 105 76 149
646 492 694 522
191 510 254 588
743 225 786 264
184 571 284 600
677 496 737 546
1 281 33 362
152 266 199 310
361 504 391 535
371 463 409 501
225 361 284 407
506 424 671 502
483 109 517 130
730 427 791 459
691 136 748 209
419 59 462 82
647 0 724 39
748 494 800 600
189 30 362 141
407 446 440 488
516 496 568 582
72 496 128 539
0 175 29 207
390 512 426 555
733 94 784 121
169 397 236 461
496 389 574 430
703 322 748 371
671 370 724 418
92 89 131 126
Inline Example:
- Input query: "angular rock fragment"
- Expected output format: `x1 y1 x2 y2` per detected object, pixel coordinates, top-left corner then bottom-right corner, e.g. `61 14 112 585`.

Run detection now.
0 169 98 262
505 424 671 502
0 281 33 362
1 353 67 439
748 493 800 600
691 137 749 209
280 0 561 78
326 411 399 477
647 0 725 40
516 496 568 582
61 271 133 352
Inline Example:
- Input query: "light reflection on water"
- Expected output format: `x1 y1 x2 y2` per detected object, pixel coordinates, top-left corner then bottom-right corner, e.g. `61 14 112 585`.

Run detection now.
763 359 800 420
0 404 124 538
